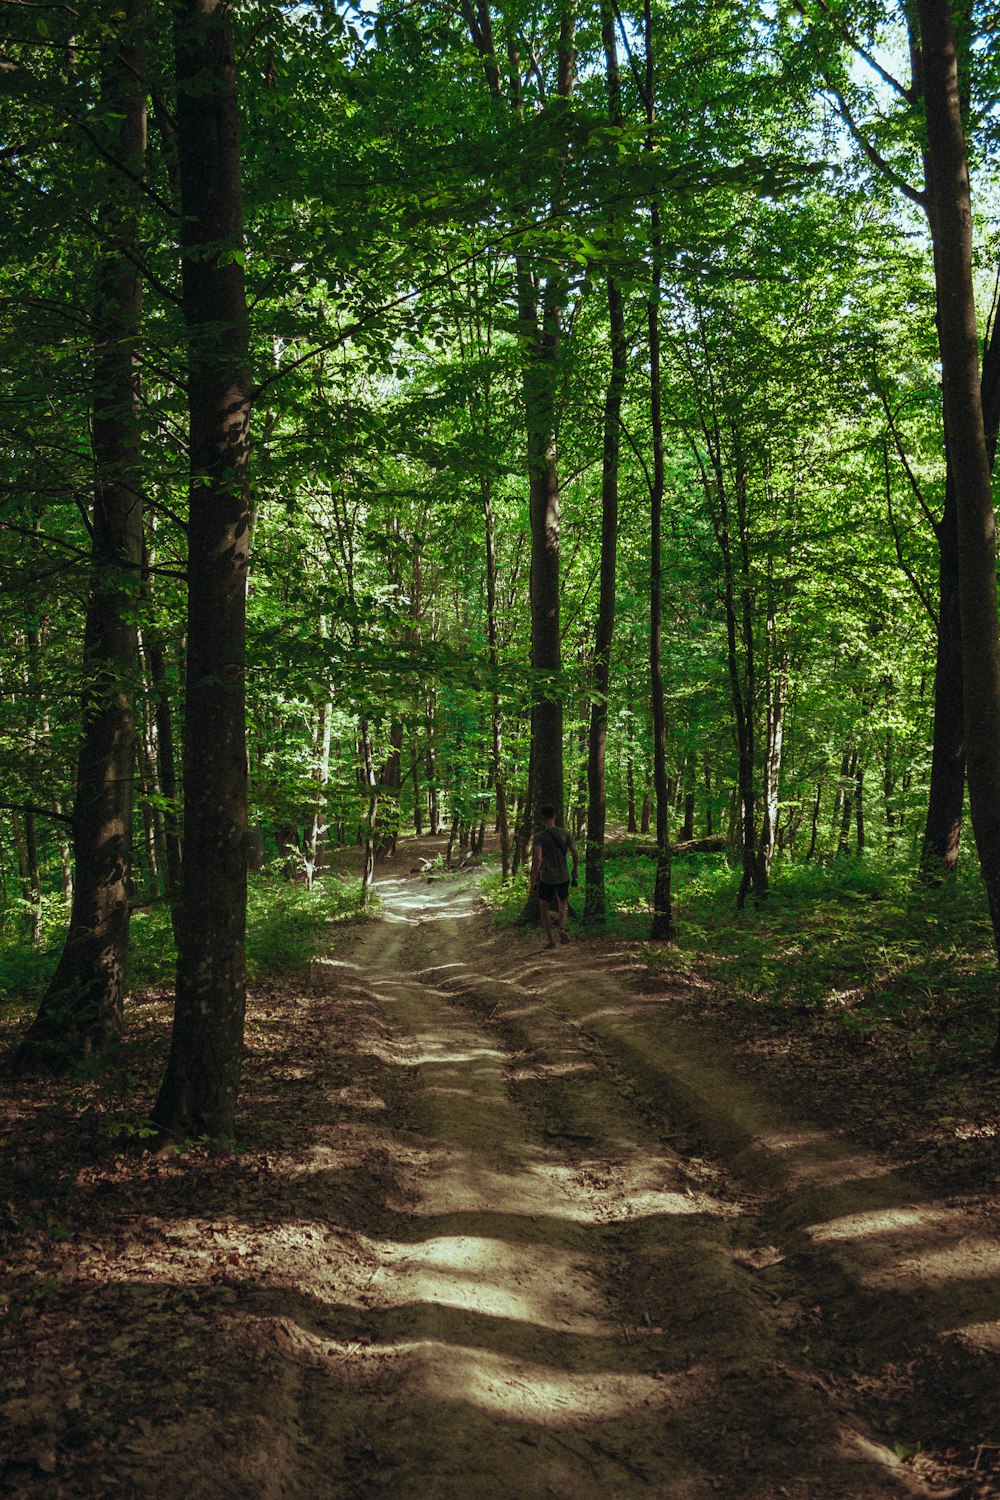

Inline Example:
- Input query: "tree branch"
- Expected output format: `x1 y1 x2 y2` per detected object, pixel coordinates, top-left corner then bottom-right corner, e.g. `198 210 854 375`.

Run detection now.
0 800 74 827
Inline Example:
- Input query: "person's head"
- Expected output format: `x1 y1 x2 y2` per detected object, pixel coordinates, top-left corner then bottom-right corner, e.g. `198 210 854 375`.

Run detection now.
539 803 556 825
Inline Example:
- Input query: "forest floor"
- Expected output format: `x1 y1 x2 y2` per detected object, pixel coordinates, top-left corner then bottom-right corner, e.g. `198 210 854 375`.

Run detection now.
2 834 999 1499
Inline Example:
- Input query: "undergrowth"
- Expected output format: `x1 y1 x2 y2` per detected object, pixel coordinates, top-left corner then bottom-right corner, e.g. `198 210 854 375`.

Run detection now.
0 872 369 1016
660 853 996 1051
483 849 999 1058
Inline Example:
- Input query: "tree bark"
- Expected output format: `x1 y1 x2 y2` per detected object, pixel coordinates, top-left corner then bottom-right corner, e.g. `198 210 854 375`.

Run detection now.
584 2 626 926
465 4 573 831
645 0 673 942
916 0 1000 1059
141 542 182 901
153 0 252 1138
15 2 145 1070
483 483 511 878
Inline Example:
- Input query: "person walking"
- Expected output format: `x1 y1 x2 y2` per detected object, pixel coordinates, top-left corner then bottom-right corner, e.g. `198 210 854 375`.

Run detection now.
530 803 579 949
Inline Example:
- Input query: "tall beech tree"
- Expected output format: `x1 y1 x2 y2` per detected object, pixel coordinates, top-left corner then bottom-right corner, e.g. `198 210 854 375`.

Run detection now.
644 0 673 942
915 0 1000 1058
461 0 576 825
152 0 253 1139
15 0 146 1070
583 2 626 925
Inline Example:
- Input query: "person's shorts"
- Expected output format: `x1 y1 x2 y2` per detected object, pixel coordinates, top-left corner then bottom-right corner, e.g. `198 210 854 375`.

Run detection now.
538 880 570 904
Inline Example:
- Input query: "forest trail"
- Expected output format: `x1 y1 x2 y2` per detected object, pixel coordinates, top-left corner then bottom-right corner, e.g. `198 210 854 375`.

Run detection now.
3 844 998 1498
259 857 976 1499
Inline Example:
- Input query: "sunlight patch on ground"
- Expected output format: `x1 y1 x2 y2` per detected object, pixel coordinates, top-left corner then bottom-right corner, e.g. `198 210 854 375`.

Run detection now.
236 1312 388 1370
859 1236 1000 1290
412 1342 678 1423
509 1059 595 1081
808 1202 973 1244
376 1234 613 1334
54 1218 375 1301
839 1429 911 1474
411 1146 725 1225
365 1030 507 1068
754 1128 893 1190
376 878 479 925
954 1320 1000 1352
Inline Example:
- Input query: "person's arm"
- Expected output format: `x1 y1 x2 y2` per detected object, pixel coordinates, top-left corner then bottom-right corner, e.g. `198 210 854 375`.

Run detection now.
530 842 542 888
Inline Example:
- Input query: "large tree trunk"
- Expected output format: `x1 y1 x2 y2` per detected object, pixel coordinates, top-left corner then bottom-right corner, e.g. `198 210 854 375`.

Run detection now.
910 4 1000 882
153 0 252 1139
916 0 1000 1060
14 3 145 1071
584 3 625 926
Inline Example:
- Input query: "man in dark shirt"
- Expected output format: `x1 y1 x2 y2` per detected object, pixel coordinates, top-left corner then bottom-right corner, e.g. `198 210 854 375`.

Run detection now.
530 803 579 949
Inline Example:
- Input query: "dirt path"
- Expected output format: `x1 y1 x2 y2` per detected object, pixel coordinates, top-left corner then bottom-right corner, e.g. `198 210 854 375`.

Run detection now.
3 850 998 1498
275 865 975 1498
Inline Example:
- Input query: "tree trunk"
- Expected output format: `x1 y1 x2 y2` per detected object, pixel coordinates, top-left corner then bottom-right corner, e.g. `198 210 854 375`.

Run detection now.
838 747 858 857
410 725 423 837
15 4 145 1070
483 482 511 878
919 469 965 875
141 540 182 901
464 5 574 836
359 722 378 901
153 0 252 1139
759 628 787 874
307 699 332 886
644 0 673 942
626 750 637 833
584 6 625 925
917 0 1000 1058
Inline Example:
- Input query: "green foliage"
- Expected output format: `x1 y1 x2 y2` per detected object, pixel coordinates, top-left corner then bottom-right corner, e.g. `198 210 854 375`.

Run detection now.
654 853 997 1052
0 875 368 1017
244 875 369 976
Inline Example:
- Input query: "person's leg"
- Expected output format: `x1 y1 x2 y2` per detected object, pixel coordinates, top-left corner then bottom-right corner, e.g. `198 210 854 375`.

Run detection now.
539 897 555 947
557 895 569 942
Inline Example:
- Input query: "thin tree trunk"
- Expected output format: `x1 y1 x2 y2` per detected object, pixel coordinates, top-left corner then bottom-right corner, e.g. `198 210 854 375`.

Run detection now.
307 699 332 887
483 483 511 878
626 750 637 834
838 748 858 857
760 628 787 874
919 482 965 876
153 0 252 1138
359 722 378 900
141 541 182 900
410 726 423 837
